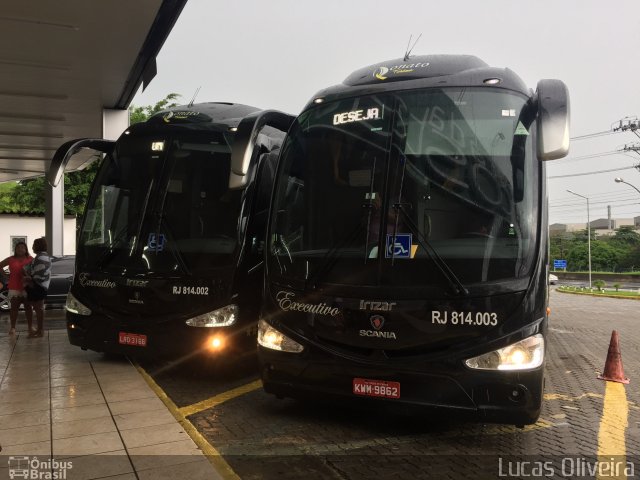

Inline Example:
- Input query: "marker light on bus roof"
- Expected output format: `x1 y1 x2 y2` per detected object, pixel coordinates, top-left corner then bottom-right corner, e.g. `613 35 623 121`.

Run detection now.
483 78 501 85
228 127 238 132
464 334 544 371
313 97 325 104
151 141 165 151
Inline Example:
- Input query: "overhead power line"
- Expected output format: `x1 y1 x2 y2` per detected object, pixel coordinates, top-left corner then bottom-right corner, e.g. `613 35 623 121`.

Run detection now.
570 130 617 141
548 165 637 179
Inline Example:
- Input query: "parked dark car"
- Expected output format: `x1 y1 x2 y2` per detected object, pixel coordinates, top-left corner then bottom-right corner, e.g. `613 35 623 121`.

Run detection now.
0 255 74 311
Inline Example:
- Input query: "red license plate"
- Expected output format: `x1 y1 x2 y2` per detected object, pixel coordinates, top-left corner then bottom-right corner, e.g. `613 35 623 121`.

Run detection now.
353 378 400 399
118 332 147 347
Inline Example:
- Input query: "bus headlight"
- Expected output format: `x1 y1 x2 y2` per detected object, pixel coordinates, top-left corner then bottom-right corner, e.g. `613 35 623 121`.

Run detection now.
257 319 304 353
465 334 544 371
65 292 92 316
185 304 238 327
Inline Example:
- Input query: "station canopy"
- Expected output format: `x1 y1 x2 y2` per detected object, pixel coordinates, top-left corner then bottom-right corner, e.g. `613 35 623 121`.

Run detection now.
0 0 186 184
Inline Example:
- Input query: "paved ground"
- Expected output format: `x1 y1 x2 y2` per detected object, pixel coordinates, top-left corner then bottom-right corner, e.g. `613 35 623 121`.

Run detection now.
6 292 637 479
134 289 640 479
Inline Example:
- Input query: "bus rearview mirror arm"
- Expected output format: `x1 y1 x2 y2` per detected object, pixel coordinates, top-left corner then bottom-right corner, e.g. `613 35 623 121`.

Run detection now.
48 138 116 187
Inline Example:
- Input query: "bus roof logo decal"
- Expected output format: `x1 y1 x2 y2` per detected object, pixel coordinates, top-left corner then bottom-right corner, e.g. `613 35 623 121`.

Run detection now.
374 67 389 81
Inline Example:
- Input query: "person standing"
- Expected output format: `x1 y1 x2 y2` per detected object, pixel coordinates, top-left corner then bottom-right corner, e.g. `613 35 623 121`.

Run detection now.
0 241 34 335
23 237 51 338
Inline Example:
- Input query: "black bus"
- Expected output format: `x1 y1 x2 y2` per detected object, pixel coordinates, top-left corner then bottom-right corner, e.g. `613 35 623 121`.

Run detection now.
55 102 293 358
257 55 569 425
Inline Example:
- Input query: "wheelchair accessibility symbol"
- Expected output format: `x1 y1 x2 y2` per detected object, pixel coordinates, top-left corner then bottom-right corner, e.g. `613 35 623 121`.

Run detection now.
147 233 166 251
385 234 412 259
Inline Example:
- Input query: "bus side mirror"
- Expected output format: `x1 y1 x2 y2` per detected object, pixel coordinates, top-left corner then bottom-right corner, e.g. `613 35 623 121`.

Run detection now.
229 110 294 190
536 79 570 161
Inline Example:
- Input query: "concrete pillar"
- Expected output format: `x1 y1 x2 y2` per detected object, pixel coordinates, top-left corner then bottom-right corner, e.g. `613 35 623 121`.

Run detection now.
103 109 129 140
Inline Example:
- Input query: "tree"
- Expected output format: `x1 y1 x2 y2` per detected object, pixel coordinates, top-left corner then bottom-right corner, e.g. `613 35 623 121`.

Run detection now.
610 226 640 246
129 93 181 124
0 182 19 213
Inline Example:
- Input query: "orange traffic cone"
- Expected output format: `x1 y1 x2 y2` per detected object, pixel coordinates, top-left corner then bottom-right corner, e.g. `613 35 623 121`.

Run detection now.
597 330 630 384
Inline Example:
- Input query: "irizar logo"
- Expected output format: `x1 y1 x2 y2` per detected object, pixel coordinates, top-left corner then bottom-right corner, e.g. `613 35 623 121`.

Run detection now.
359 300 396 311
359 314 397 340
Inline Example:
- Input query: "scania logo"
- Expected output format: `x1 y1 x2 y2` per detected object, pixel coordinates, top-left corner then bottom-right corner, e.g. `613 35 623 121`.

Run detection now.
370 314 385 331
128 291 144 304
359 314 397 340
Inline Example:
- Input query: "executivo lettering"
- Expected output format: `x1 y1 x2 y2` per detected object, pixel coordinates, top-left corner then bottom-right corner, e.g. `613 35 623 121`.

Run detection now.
276 291 340 317
79 273 116 289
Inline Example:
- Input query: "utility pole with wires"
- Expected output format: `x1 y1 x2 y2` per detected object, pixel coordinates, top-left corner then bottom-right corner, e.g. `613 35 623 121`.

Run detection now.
612 116 640 139
614 117 640 171
620 142 640 156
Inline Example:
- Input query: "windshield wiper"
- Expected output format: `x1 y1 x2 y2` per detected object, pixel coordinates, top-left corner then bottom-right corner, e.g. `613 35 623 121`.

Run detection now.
391 149 468 296
306 221 365 290
95 226 133 270
151 212 191 276
394 203 469 296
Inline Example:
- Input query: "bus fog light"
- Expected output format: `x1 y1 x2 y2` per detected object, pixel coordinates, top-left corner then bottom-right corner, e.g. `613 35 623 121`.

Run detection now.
465 334 544 371
258 319 304 353
206 335 225 352
186 304 238 327
65 292 92 316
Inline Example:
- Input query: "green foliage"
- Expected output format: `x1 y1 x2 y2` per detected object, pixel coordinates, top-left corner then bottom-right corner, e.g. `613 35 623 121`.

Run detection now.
129 93 181 124
0 182 20 213
64 161 100 216
593 279 605 290
613 283 621 291
6 162 100 216
10 177 46 213
550 227 640 272
610 226 640 245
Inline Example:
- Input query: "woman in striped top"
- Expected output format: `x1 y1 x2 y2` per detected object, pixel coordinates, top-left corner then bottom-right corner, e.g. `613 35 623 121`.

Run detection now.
23 237 52 338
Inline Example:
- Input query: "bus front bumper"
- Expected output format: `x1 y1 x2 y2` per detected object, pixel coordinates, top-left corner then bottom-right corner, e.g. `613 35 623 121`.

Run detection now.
66 313 256 358
258 346 544 425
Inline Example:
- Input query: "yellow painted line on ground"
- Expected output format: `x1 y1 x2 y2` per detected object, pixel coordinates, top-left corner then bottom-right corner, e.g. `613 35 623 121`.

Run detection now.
544 392 603 402
179 379 263 417
597 382 629 480
134 363 241 480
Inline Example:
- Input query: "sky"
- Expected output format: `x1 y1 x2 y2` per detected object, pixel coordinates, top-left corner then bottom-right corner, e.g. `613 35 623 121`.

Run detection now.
133 0 640 226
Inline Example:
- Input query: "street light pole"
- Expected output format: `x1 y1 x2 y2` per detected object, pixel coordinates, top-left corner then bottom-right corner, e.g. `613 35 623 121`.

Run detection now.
567 190 592 289
614 177 640 196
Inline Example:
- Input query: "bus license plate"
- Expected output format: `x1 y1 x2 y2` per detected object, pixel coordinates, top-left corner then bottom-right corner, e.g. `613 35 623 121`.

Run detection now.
353 378 400 399
118 332 147 347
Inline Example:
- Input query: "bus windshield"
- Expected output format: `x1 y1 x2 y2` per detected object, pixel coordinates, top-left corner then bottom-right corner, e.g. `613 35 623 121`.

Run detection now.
268 88 539 290
78 131 242 275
